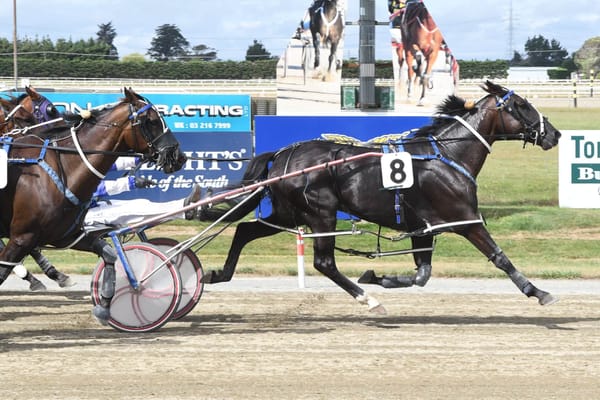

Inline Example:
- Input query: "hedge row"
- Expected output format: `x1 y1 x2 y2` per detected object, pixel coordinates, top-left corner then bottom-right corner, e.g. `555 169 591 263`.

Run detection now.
0 58 508 80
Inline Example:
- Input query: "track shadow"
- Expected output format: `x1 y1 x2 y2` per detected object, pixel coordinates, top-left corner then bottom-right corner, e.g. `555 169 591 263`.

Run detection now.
2 290 599 354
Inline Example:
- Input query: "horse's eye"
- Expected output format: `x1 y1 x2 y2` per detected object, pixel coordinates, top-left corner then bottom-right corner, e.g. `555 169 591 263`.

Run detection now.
47 105 58 117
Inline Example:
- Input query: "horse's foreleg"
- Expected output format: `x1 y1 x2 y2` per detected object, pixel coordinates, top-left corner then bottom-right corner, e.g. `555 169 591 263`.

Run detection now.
358 235 433 288
313 236 386 314
462 224 558 305
313 38 321 69
327 42 337 73
90 238 117 324
203 220 281 284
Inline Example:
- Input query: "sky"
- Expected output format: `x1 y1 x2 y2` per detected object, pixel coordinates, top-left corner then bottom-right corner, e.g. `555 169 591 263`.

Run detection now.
1 0 599 63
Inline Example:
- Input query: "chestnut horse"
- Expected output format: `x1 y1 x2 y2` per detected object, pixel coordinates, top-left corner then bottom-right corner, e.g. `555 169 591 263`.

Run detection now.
400 0 443 105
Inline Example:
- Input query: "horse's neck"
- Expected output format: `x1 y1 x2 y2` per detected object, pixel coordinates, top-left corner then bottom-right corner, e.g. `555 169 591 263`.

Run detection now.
63 115 128 198
438 104 497 178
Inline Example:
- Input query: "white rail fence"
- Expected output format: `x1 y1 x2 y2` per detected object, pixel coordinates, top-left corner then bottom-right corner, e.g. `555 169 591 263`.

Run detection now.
1 77 598 107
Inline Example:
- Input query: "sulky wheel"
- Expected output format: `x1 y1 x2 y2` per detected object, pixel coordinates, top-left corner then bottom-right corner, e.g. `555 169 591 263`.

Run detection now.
90 242 182 333
147 237 204 320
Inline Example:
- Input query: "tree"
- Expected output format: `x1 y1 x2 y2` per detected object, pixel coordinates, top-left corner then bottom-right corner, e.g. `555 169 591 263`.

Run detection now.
147 24 190 61
524 35 569 67
190 44 218 61
96 22 118 59
510 50 524 66
245 39 271 61
574 37 600 76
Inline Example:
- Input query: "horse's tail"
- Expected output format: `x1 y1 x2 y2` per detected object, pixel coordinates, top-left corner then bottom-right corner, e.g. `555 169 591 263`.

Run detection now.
197 151 275 222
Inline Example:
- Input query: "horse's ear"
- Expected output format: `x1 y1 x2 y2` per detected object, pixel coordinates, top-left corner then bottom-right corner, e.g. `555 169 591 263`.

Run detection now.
481 80 504 97
123 87 134 102
25 86 41 100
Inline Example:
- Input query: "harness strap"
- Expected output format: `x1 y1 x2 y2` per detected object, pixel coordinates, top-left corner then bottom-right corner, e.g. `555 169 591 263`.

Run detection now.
438 114 492 153
5 137 82 206
318 5 340 37
410 136 477 186
71 126 105 179
38 160 81 206
382 144 405 224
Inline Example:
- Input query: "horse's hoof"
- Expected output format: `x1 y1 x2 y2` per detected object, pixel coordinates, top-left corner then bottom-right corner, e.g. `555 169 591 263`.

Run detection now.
29 280 47 292
57 273 76 288
381 276 414 288
92 305 110 326
201 270 217 284
357 270 377 284
369 304 387 315
539 293 559 306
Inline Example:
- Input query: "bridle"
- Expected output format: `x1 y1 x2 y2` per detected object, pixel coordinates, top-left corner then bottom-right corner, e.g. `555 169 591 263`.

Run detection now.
495 90 547 147
72 98 171 179
31 95 59 124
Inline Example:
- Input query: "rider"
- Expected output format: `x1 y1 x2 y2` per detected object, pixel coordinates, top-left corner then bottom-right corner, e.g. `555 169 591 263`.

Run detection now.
84 157 202 226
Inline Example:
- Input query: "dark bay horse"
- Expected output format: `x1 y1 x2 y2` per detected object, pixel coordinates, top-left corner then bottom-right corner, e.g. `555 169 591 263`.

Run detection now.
0 87 73 290
400 0 443 105
310 0 344 80
0 88 186 324
199 81 561 313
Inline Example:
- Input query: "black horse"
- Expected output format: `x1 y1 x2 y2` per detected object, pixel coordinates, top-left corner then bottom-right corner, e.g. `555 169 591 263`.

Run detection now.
0 88 186 324
309 0 344 79
198 81 561 313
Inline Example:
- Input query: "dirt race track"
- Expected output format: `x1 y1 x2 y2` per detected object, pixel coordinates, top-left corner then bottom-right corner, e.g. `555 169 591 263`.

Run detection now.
1 277 599 400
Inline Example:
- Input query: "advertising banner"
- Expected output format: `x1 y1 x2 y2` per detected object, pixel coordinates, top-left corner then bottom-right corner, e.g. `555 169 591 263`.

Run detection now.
255 114 430 154
559 130 600 208
277 0 347 115
389 0 459 111
20 91 252 202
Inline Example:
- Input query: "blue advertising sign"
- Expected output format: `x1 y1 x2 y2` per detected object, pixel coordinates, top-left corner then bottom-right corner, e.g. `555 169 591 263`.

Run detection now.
43 92 251 132
23 91 253 202
254 115 431 154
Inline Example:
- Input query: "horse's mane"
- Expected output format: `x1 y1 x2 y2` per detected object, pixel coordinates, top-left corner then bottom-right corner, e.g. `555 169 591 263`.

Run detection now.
2 93 27 105
412 94 476 138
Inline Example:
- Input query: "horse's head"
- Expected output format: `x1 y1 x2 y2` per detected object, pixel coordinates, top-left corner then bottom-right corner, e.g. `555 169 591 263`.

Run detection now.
24 86 61 124
121 87 186 173
0 98 38 132
481 80 561 150
0 87 61 133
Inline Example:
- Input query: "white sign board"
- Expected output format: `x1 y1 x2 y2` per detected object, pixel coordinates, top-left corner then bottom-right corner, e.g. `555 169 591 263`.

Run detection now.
380 152 414 189
558 130 600 208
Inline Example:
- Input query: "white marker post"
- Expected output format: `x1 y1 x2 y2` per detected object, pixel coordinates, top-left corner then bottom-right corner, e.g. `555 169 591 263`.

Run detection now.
296 227 306 288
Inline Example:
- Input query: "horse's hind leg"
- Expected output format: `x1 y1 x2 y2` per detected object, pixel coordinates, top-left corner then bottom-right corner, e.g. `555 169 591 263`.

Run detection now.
462 223 558 305
203 220 282 284
312 235 386 314
0 234 41 289
29 248 74 288
358 235 433 288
